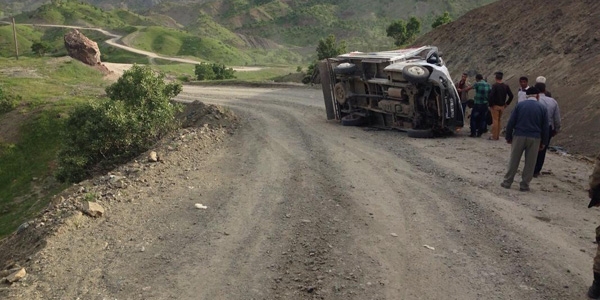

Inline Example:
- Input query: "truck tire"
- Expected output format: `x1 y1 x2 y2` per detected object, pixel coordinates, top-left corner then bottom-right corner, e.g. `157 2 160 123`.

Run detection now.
407 129 434 138
402 65 430 84
341 114 364 126
333 63 357 75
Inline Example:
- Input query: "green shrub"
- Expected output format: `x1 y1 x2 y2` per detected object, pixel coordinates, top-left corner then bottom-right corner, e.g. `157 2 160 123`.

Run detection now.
194 62 236 80
0 85 18 114
195 63 216 80
31 41 53 56
56 65 182 182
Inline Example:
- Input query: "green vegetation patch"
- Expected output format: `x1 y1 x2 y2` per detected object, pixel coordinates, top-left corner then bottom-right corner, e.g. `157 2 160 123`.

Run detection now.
0 110 67 237
127 26 253 65
0 56 108 238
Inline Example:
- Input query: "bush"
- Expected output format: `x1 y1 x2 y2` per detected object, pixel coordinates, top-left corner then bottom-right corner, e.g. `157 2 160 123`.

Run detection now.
195 62 236 80
56 65 182 182
31 41 53 57
432 12 452 29
0 86 18 114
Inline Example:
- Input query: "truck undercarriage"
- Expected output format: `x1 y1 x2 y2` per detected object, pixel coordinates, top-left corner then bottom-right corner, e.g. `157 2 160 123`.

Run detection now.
319 46 464 137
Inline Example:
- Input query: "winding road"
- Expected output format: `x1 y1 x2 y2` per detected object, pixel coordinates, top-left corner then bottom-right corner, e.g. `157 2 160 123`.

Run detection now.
2 21 261 71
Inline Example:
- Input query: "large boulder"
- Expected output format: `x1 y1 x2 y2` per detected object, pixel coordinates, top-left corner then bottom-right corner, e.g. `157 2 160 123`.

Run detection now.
64 29 101 66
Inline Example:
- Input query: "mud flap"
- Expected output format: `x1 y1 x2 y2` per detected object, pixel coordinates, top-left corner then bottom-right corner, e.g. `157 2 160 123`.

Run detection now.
318 60 336 120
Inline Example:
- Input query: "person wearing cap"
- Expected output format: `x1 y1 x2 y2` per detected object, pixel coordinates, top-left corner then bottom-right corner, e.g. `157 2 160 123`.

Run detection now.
488 71 514 140
587 152 600 298
465 74 490 137
501 87 549 191
533 82 561 177
517 76 530 102
536 76 552 97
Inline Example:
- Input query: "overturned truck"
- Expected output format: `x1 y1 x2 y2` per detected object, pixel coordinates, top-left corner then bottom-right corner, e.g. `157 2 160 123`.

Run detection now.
319 46 464 137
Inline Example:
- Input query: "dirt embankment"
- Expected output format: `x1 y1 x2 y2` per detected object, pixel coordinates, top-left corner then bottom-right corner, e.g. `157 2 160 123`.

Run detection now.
414 0 600 156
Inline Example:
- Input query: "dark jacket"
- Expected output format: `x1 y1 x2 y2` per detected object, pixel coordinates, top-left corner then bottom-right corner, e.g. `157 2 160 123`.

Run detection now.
505 98 549 145
591 152 600 191
489 82 514 107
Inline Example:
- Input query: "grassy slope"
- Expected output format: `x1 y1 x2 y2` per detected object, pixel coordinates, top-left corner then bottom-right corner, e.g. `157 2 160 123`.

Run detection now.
0 57 107 238
13 1 154 32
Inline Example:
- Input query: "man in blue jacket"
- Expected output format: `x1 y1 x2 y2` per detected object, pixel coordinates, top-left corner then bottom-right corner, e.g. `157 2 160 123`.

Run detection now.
500 87 549 191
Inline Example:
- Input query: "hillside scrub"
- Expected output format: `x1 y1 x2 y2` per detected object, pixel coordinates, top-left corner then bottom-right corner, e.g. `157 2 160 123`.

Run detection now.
303 34 346 84
0 85 19 114
195 62 236 81
56 65 182 182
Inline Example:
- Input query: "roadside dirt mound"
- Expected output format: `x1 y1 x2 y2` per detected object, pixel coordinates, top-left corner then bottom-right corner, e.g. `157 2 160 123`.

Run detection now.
177 100 238 128
0 101 238 297
414 0 600 156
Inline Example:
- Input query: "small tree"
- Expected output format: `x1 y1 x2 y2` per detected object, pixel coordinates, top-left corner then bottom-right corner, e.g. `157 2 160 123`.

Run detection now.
195 63 216 80
31 41 52 57
212 63 236 80
432 11 452 29
387 20 407 46
316 34 346 60
0 85 18 113
195 62 236 80
406 17 421 42
387 17 421 46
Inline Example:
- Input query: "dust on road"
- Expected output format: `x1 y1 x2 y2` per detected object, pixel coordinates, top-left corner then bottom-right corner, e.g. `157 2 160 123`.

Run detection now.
2 85 597 299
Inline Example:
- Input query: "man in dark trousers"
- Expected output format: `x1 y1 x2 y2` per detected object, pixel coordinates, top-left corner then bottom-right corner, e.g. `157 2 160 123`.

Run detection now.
501 87 549 191
465 74 491 137
587 152 600 298
533 82 561 177
488 71 514 140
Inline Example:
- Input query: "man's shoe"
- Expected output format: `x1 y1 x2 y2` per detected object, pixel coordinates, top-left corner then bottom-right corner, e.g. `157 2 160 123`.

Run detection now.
501 182 511 189
469 133 476 137
588 272 600 299
519 186 530 192
476 133 482 137
533 173 540 178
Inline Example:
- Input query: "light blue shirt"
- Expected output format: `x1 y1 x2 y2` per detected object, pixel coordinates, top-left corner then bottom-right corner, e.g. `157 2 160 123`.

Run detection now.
539 94 561 131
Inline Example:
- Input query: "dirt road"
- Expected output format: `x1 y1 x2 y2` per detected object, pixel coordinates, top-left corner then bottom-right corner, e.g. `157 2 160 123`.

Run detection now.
3 86 598 299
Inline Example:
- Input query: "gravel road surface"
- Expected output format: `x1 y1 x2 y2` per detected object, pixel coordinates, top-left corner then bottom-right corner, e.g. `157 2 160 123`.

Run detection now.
3 85 597 299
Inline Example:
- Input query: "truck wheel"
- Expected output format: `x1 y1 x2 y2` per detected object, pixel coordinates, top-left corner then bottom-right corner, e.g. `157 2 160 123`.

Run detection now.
333 63 357 75
402 65 430 84
341 114 364 126
407 129 434 138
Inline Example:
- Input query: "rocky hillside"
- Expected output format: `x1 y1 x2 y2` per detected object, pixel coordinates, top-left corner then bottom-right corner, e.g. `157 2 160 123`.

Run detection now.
414 0 600 156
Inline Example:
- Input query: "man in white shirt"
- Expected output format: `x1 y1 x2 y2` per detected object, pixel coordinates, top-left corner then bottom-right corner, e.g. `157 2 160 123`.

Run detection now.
517 76 530 102
533 82 561 177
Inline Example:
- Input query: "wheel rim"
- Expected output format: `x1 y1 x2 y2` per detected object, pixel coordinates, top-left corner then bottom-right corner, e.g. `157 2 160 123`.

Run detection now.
407 66 425 76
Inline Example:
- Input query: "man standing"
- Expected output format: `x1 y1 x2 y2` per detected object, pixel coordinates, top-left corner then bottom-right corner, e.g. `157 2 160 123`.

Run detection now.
501 87 549 191
466 74 491 137
587 152 600 299
517 76 530 102
488 71 514 140
536 76 552 97
533 82 561 177
456 72 471 115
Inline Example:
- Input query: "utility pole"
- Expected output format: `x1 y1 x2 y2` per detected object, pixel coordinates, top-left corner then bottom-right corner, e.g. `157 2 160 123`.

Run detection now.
11 17 19 60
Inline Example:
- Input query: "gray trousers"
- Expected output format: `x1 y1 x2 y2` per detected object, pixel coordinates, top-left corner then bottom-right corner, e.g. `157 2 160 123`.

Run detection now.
503 136 541 188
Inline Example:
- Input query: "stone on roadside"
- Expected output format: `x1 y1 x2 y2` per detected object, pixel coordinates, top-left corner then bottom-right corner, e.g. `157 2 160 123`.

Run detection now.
5 268 26 283
148 151 159 162
83 201 105 218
